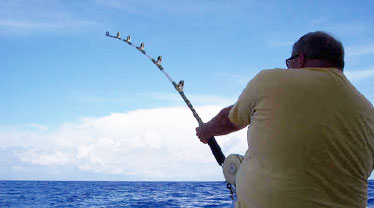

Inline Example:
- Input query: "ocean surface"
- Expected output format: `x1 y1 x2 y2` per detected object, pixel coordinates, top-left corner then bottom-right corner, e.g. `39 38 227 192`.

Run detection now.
1 180 374 207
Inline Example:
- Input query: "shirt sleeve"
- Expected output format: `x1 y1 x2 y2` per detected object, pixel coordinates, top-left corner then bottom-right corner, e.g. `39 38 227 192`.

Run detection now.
229 70 264 127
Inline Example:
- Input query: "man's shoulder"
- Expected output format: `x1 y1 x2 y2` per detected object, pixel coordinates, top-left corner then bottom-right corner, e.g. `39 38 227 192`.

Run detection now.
256 68 287 77
258 68 285 74
252 68 289 82
242 69 287 91
256 68 322 80
249 68 314 90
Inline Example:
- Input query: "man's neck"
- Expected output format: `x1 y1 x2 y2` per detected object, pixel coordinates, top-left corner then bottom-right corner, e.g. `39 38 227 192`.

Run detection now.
302 59 343 71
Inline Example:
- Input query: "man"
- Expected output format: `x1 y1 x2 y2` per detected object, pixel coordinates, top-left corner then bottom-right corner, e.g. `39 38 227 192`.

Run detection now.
196 31 374 207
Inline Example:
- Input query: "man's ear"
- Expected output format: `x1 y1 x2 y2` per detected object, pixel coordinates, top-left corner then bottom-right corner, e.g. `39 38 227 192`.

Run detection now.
297 54 305 68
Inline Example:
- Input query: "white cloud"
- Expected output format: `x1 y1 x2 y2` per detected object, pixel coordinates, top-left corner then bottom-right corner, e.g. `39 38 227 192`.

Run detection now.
0 123 48 132
320 22 367 37
0 19 98 30
346 46 374 58
215 71 258 86
345 68 374 81
267 39 294 47
186 94 236 107
68 91 236 106
0 106 248 180
0 20 57 29
0 0 100 33
94 0 144 14
95 0 239 15
18 150 70 166
306 17 329 28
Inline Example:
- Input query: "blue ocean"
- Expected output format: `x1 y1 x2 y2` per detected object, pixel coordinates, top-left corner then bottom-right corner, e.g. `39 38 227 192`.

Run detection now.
1 180 374 207
0 181 231 207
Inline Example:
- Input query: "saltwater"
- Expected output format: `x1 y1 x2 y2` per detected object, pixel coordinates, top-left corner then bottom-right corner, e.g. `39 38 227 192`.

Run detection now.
1 180 374 207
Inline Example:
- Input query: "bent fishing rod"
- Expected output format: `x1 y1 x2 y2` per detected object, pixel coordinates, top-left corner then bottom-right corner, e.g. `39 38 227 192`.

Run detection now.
106 31 226 166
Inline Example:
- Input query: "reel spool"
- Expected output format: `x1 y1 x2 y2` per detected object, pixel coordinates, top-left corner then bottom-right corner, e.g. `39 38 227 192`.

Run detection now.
222 154 244 186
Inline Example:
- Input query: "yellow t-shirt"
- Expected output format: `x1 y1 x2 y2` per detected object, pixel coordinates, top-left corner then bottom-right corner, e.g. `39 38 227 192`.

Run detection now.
229 68 374 208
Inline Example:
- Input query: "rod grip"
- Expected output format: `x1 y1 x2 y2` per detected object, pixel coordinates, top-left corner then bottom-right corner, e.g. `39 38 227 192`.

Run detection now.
207 137 226 166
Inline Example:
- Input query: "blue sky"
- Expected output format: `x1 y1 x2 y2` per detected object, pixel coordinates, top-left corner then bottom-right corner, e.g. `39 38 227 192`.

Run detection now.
1 0 374 181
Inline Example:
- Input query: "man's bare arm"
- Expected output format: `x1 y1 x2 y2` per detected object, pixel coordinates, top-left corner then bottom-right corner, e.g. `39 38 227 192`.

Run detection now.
196 105 246 143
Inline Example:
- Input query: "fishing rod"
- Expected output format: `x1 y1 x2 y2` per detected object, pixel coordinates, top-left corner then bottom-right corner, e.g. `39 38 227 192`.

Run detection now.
106 31 226 166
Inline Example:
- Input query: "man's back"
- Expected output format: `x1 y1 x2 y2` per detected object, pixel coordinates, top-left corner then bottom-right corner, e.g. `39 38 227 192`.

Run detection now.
230 68 374 207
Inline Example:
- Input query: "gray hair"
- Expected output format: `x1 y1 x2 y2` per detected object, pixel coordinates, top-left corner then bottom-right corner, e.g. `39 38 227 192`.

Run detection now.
292 31 345 70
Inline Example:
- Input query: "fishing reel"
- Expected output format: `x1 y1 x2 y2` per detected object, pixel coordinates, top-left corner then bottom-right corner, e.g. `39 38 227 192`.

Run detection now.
222 154 244 186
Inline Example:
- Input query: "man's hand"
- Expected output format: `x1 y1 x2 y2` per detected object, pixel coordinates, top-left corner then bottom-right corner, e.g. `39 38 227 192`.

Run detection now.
196 124 213 144
195 105 246 144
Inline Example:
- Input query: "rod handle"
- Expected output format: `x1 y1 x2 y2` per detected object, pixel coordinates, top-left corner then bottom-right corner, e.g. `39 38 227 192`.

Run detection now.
207 137 226 166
